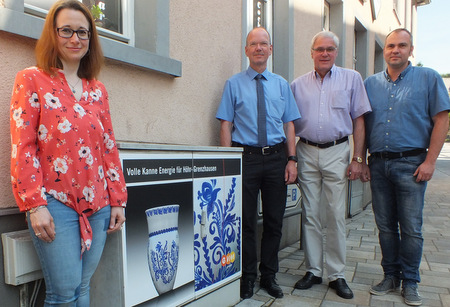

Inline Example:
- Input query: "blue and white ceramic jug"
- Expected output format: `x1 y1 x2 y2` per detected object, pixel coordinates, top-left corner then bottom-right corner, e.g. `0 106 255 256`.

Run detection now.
145 204 179 295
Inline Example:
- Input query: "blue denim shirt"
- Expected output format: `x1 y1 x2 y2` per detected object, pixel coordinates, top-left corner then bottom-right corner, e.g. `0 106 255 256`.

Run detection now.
216 67 301 146
364 63 450 153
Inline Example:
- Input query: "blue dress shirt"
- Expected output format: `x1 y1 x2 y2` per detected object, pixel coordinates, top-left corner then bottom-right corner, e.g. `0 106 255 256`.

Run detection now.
364 63 450 153
216 67 301 146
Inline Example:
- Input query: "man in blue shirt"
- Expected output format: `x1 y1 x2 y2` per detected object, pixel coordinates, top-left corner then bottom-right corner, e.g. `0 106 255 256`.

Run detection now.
216 27 300 300
363 28 450 306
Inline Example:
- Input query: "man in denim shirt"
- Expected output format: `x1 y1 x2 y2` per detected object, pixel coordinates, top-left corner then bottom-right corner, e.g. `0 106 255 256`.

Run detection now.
363 28 450 306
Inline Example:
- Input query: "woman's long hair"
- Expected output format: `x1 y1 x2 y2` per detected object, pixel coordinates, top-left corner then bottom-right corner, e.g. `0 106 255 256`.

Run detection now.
35 0 104 80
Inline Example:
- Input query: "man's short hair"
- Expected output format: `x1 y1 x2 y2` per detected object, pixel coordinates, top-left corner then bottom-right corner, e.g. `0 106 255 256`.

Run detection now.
246 27 271 46
311 31 340 49
385 28 413 46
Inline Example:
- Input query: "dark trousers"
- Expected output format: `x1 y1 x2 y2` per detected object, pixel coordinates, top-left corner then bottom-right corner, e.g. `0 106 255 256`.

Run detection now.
241 149 287 281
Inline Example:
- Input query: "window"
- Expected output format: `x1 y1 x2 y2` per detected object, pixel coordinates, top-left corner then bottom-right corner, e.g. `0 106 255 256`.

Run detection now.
253 0 267 28
25 0 130 43
323 1 330 31
83 0 123 34
245 0 273 71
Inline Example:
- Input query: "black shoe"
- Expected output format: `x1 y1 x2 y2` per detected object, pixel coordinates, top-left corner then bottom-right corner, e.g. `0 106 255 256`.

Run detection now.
329 278 354 299
260 277 284 298
294 272 323 289
240 278 255 299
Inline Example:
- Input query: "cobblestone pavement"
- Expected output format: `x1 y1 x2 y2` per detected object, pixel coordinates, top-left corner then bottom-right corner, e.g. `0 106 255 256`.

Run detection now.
236 143 450 307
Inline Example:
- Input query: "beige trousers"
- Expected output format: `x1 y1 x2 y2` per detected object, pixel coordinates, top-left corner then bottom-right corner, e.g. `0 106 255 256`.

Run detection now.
296 140 349 280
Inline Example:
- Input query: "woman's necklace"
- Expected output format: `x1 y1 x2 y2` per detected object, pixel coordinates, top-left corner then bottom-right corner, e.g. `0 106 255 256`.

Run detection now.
67 78 81 94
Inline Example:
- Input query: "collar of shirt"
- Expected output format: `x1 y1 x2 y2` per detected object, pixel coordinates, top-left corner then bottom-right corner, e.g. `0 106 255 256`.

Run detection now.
384 61 412 83
247 67 269 81
313 64 337 80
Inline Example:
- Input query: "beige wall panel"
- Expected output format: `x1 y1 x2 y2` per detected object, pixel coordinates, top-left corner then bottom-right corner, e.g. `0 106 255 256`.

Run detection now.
102 1 242 146
0 32 36 208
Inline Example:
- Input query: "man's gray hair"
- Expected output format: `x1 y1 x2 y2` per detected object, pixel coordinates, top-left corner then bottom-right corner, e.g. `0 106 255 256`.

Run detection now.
311 31 340 49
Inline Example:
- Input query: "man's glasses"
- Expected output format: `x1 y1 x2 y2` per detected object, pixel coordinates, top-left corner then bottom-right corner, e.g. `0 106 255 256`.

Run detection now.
312 47 337 54
57 27 91 40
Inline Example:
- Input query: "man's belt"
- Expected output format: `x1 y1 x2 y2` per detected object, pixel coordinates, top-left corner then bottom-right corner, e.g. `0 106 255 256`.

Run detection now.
232 141 284 155
299 136 348 149
370 148 427 159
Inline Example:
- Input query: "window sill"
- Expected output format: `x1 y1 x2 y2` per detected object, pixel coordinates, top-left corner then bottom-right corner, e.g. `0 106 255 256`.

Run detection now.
0 7 181 77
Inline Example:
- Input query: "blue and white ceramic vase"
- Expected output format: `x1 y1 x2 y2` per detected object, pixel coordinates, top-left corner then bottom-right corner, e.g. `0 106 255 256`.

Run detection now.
145 204 180 295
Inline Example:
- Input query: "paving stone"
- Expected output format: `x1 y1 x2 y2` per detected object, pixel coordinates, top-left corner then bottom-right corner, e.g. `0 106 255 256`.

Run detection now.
292 287 326 300
234 297 266 307
426 253 450 264
324 287 369 306
346 249 375 260
440 293 450 307
355 262 383 274
421 273 450 288
274 294 322 307
279 258 301 270
428 262 450 272
276 271 302 287
321 300 357 307
368 299 394 307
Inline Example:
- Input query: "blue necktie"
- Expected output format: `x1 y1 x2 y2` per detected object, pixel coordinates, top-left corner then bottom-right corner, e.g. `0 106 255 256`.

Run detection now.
255 74 267 147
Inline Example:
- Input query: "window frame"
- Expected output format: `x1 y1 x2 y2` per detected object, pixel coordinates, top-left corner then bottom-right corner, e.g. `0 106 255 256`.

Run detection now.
243 0 273 72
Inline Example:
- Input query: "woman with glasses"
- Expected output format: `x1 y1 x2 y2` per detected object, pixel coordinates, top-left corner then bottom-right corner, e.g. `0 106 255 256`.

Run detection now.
10 1 127 305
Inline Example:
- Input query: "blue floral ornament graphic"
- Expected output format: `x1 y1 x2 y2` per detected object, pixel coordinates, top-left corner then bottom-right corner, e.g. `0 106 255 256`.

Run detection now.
194 178 241 291
198 180 221 218
149 240 179 285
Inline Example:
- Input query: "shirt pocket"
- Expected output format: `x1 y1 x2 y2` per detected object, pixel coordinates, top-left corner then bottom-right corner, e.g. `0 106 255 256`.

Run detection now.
403 87 427 102
267 96 286 120
331 90 351 109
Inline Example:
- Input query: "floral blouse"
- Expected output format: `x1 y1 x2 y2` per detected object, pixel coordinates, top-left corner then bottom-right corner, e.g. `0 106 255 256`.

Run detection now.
10 67 127 251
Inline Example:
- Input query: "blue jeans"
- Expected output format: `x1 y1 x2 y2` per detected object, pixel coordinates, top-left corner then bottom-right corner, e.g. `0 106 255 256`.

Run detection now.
28 194 110 306
369 154 427 286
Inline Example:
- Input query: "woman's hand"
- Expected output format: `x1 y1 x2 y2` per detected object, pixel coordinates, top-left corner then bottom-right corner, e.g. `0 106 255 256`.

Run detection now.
107 206 126 234
29 207 56 242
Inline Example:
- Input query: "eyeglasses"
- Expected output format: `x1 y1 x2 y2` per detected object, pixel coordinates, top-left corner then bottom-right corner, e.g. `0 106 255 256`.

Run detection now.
57 27 91 40
312 47 337 53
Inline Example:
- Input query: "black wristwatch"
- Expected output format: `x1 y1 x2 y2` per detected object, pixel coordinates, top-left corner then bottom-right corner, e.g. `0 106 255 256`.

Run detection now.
287 155 298 162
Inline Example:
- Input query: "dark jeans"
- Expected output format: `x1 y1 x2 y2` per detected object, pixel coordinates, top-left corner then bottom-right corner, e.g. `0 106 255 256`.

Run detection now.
369 153 427 286
241 149 287 281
